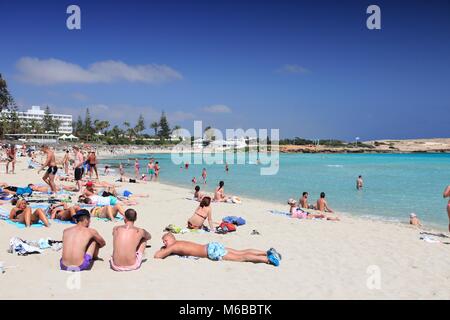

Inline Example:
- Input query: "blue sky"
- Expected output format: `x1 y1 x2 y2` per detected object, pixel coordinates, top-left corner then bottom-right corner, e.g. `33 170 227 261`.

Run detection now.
0 0 449 140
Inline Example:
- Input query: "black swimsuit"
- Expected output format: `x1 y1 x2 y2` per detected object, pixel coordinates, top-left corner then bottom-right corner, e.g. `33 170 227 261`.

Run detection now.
46 166 58 175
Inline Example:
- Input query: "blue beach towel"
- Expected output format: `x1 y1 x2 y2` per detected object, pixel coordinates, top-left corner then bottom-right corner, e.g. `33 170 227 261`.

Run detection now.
52 219 75 225
5 220 45 228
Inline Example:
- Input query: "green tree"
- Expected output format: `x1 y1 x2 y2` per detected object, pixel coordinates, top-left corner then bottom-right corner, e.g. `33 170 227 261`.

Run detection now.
84 108 94 140
109 125 124 141
94 119 110 135
0 74 15 111
150 121 159 136
158 111 171 140
74 116 84 137
52 119 62 134
42 106 54 132
134 114 145 137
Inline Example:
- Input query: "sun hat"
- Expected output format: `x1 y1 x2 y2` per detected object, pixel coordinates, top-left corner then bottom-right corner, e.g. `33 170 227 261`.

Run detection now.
288 198 297 205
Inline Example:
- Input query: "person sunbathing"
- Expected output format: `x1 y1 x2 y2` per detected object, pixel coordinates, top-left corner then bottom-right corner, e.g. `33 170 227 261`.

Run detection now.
288 199 339 221
154 232 282 266
194 185 206 201
60 209 106 271
214 181 229 202
110 209 151 271
79 194 135 207
9 199 50 227
1 183 34 196
409 213 422 227
316 192 334 213
49 203 81 221
187 196 216 231
31 184 78 193
89 204 124 221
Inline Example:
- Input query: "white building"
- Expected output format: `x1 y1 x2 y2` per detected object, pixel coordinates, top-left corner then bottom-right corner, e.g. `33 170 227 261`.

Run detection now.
2 105 73 134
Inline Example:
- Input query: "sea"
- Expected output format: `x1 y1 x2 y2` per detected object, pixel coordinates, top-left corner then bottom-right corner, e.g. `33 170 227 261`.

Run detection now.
101 152 450 229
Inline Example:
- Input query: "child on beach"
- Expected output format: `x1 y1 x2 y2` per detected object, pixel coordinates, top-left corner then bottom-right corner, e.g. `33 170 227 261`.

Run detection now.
409 213 422 227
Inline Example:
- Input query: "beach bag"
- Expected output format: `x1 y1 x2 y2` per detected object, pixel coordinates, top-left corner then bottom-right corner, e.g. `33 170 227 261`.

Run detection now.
219 222 236 232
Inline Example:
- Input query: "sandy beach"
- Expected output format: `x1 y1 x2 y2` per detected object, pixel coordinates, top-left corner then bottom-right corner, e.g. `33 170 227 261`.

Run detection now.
1 156 450 300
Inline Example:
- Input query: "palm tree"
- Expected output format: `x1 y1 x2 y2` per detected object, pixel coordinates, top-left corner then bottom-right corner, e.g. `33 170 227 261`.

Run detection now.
150 121 159 137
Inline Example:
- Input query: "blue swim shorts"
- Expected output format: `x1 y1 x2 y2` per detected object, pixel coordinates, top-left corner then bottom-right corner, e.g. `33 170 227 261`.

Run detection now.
207 242 228 261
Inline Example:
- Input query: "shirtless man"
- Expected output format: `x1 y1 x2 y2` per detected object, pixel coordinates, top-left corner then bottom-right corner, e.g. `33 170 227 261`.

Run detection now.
154 233 282 266
38 145 58 195
316 192 334 213
60 209 106 271
356 175 364 190
444 185 450 232
194 185 206 201
87 151 99 180
5 145 16 174
187 196 216 231
299 192 311 209
73 146 84 192
201 168 207 184
110 209 151 271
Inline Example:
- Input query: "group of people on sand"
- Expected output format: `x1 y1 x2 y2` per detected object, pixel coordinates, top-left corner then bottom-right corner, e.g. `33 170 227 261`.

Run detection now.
192 181 240 204
60 207 281 272
288 192 339 221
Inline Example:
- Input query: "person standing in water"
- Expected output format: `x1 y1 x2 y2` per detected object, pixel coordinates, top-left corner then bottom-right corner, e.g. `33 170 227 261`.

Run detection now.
202 168 207 184
225 162 229 173
356 175 364 190
134 159 140 179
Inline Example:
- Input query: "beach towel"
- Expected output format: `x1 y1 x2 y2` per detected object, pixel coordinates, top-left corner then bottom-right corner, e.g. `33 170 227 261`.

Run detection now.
95 215 124 222
222 216 246 226
8 237 43 255
164 224 207 234
5 220 45 228
268 210 291 217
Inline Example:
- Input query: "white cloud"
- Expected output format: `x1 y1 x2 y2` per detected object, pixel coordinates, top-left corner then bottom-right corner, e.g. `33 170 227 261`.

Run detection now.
168 111 196 122
277 64 309 74
202 104 232 113
15 57 183 85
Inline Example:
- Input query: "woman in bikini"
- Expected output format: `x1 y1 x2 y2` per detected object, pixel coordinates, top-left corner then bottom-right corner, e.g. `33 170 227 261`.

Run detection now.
187 196 215 230
9 199 50 227
50 203 80 221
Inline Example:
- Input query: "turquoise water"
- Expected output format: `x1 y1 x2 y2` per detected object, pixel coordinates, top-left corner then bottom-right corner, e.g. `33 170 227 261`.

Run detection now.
103 153 450 229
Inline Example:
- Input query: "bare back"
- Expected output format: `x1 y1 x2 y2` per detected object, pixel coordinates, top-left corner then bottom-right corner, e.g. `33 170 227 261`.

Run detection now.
112 225 146 265
62 225 98 266
169 240 208 258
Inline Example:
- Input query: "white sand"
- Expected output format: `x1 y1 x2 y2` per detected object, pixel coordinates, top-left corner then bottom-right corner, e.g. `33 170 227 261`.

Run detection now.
1 157 450 300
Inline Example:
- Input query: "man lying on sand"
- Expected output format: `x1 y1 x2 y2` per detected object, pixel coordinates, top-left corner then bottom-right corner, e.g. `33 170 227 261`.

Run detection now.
288 199 339 221
60 209 106 271
1 183 34 196
154 232 282 266
316 192 334 213
110 209 151 271
9 199 50 227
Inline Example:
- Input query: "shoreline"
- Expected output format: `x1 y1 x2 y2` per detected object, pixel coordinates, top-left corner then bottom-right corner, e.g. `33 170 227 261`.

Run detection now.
98 152 449 233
